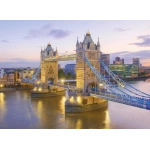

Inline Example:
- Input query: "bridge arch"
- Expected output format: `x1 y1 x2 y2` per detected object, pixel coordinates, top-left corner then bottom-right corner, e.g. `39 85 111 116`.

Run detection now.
47 77 54 84
86 82 98 92
25 76 31 79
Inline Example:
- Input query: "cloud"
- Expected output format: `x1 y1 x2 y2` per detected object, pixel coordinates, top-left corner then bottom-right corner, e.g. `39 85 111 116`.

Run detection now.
41 24 52 30
114 28 130 32
109 50 150 65
24 23 52 39
1 40 9 42
129 35 150 47
24 23 71 39
49 29 70 38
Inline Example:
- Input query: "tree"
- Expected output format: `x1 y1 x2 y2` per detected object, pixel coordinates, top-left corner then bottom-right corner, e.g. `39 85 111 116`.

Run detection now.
138 72 147 76
66 72 72 79
72 74 76 79
58 69 66 79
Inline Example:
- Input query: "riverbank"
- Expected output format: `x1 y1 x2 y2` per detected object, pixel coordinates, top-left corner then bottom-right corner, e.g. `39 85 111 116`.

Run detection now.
121 76 150 81
0 87 34 92
31 87 65 98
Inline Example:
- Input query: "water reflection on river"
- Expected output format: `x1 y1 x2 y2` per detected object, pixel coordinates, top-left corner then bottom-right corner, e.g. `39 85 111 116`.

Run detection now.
0 80 150 129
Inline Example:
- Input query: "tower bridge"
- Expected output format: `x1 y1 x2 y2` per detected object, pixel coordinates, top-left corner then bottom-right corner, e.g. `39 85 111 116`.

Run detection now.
30 31 150 111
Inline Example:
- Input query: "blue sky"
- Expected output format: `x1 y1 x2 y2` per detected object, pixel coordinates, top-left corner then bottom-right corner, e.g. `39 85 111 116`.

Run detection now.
1 20 150 68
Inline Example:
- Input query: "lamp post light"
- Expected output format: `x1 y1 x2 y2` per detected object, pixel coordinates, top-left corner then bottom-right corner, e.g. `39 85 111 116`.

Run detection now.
99 83 103 87
61 79 64 85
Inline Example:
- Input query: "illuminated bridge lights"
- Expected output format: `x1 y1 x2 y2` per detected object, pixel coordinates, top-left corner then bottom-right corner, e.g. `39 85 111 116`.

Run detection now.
24 52 150 110
86 57 150 110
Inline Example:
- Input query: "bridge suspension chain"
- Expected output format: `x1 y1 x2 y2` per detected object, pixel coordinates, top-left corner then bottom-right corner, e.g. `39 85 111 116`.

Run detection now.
100 59 150 98
85 58 138 101
85 58 150 110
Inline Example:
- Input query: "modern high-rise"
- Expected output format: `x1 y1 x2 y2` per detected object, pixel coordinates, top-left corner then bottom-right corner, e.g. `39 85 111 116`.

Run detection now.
133 58 140 67
100 53 110 75
65 64 76 75
101 54 110 66
113 57 124 65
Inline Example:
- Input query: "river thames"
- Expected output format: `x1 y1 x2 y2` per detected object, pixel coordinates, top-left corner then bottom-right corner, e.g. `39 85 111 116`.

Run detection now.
0 80 150 129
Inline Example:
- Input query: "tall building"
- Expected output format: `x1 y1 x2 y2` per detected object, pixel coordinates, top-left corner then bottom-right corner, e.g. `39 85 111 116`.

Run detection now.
76 31 101 92
14 71 20 82
133 58 140 67
101 54 110 66
7 73 15 84
58 64 61 69
100 54 110 75
113 57 124 65
65 64 76 75
0 73 7 86
0 69 4 78
40 43 58 83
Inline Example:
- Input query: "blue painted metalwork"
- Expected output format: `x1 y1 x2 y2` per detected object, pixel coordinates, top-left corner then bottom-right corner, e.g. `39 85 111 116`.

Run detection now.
100 59 150 98
31 65 41 81
85 58 150 110
22 66 41 84
22 55 150 110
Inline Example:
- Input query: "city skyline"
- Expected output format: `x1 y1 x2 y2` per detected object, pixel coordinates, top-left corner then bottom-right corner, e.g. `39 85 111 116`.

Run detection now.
1 20 150 67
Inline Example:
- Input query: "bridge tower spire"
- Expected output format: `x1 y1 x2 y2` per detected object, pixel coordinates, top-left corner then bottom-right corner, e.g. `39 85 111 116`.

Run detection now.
76 37 79 50
97 37 100 51
40 42 58 84
76 31 101 93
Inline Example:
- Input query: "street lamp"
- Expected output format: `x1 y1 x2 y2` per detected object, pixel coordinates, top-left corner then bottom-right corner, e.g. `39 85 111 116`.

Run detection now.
99 83 103 87
38 87 42 91
61 79 64 85
77 96 81 103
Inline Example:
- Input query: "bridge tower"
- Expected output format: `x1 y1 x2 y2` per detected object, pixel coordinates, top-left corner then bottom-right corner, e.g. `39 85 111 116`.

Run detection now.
40 43 58 84
76 31 101 93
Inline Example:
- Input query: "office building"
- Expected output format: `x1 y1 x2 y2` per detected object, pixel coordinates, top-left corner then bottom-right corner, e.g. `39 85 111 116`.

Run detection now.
100 54 110 75
65 64 76 75
133 58 140 67
109 64 138 77
113 57 124 65
7 73 15 84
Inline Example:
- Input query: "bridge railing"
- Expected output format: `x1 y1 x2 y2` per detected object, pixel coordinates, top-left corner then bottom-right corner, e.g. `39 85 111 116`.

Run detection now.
85 57 150 110
100 59 150 98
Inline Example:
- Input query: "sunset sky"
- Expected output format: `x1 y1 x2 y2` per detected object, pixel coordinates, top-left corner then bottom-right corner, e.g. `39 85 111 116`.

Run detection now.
1 20 150 68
